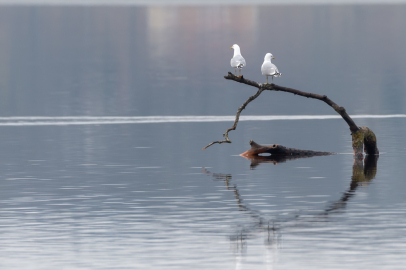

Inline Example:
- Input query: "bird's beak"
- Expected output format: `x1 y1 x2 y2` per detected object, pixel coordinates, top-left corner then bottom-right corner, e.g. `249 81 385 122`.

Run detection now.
230 47 233 49
272 56 275 59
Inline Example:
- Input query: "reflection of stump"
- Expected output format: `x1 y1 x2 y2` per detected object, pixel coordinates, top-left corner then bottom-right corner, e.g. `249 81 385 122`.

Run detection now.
352 154 378 183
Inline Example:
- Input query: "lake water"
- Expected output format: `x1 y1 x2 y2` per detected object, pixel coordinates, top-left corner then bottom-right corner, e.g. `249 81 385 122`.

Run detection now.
0 4 405 270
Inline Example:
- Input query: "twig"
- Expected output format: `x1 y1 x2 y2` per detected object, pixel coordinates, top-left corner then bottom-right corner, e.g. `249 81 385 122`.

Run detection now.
202 82 264 150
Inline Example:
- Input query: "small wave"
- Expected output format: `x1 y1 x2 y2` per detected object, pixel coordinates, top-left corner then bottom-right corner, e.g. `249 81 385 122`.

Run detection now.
0 114 404 126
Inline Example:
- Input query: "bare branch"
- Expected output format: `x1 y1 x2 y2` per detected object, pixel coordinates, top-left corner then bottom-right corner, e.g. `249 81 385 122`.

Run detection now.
203 72 378 156
202 85 264 150
201 140 230 150
225 72 360 133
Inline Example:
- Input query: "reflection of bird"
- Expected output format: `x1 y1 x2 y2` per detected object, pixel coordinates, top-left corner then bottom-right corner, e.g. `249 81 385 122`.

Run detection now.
261 53 281 84
230 44 246 77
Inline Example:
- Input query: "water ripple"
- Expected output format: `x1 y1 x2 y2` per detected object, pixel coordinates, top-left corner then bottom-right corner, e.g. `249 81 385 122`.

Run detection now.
0 114 404 126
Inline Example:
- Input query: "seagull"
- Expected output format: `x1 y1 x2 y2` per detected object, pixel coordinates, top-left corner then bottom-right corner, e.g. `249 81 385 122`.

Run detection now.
230 44 246 77
261 53 281 84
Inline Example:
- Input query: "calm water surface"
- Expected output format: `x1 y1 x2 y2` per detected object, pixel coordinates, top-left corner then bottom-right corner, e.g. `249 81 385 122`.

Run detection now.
0 4 405 270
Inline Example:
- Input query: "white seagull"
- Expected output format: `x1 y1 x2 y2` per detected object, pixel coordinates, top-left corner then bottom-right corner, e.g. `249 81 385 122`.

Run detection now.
261 53 281 84
230 44 246 77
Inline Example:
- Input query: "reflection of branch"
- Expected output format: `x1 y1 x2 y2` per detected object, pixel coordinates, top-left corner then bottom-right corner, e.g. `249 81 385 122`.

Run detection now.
204 154 379 248
202 168 264 221
202 168 232 187
324 154 378 213
202 168 279 250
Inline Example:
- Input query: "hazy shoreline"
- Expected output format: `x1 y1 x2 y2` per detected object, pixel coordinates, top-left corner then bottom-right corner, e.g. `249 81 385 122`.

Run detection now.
0 0 405 6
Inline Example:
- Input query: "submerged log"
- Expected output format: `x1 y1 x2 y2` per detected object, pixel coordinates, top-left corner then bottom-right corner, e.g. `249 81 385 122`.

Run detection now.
203 72 379 157
241 140 335 157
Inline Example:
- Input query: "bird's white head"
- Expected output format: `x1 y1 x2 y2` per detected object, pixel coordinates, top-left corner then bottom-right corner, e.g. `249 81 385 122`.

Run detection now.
265 53 275 61
231 44 241 55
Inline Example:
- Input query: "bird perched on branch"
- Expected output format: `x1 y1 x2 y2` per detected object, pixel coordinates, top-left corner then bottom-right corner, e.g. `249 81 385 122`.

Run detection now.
230 44 246 77
261 53 281 84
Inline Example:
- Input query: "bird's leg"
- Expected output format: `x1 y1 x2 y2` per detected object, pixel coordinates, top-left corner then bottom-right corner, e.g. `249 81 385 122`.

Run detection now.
266 76 268 84
239 68 241 78
272 76 274 83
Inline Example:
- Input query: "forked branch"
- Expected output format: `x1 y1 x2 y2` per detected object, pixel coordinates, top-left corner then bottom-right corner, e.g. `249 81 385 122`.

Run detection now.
224 72 360 133
202 84 264 150
203 72 379 157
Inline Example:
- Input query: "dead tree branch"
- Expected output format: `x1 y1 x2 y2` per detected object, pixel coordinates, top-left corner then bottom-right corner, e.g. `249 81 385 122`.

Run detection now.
202 85 264 150
224 72 359 133
203 72 379 157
